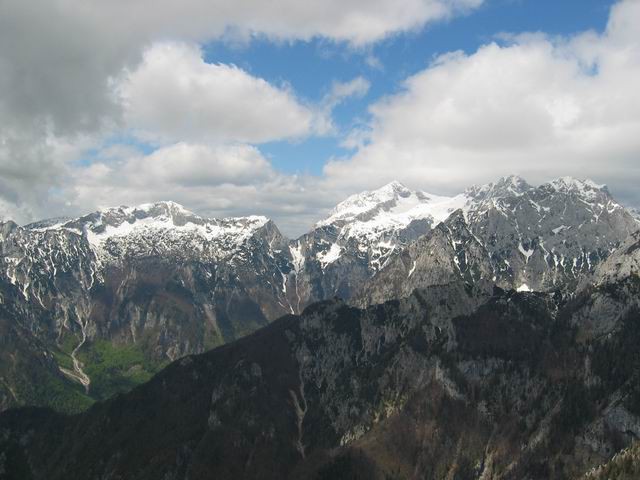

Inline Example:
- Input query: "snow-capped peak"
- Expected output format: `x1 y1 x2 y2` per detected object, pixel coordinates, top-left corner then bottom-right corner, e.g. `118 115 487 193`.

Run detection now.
25 201 271 260
90 201 200 227
542 177 612 205
377 180 412 196
317 181 413 227
129 200 194 219
62 201 267 233
466 175 532 201
315 181 470 245
549 176 606 191
308 181 471 272
496 174 531 192
136 200 189 212
547 176 606 194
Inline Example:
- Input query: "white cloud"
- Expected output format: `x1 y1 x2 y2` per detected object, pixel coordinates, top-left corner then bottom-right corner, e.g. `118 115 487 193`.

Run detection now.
325 0 640 205
71 142 274 206
75 0 484 46
0 0 484 225
325 77 372 105
0 128 96 224
120 42 315 144
0 0 482 135
365 54 385 71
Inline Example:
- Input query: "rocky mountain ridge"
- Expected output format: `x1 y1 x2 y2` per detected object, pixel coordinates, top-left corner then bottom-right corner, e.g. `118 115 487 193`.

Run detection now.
0 176 637 412
356 176 638 305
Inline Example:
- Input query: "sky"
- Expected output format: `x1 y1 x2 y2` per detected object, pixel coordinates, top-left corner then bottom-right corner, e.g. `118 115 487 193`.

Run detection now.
0 0 638 236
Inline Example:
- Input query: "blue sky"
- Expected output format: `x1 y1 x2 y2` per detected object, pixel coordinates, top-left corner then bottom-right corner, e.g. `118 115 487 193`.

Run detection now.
202 0 616 176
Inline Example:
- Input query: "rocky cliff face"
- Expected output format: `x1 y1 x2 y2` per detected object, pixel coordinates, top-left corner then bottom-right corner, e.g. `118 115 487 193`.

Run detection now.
463 176 636 292
580 441 640 479
591 230 640 286
0 276 85 414
352 211 494 306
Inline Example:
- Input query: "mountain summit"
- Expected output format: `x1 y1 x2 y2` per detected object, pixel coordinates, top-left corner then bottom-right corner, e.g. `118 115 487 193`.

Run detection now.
316 180 466 243
466 174 532 200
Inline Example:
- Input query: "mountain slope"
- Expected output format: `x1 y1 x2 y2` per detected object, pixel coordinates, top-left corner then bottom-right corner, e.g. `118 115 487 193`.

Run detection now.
0 202 293 409
353 210 494 306
2 259 640 479
287 181 469 308
0 278 93 414
581 442 640 479
0 176 637 414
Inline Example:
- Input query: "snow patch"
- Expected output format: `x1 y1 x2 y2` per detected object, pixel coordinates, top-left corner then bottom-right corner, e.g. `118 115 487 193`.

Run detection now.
317 243 342 268
518 242 534 264
290 243 305 273
408 260 417 278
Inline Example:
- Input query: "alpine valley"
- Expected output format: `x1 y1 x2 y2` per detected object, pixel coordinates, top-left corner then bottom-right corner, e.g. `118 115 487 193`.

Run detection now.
1 175 640 479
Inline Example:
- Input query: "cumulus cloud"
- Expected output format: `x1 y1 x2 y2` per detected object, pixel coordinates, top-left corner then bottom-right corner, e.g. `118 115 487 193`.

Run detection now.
120 42 316 144
70 143 267 210
76 142 274 196
324 77 372 106
68 0 483 46
326 0 640 205
0 128 98 224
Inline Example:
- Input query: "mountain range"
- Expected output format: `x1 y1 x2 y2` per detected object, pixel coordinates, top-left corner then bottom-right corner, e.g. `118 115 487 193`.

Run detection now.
0 175 637 412
1 175 640 479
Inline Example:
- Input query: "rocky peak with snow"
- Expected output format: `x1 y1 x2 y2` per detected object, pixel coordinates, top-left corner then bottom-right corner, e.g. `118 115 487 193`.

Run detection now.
315 181 468 246
545 176 608 197
74 201 203 230
24 201 274 264
465 174 532 201
318 181 421 226
355 175 639 303
288 175 639 313
0 201 296 400
61 200 268 237
290 182 471 309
